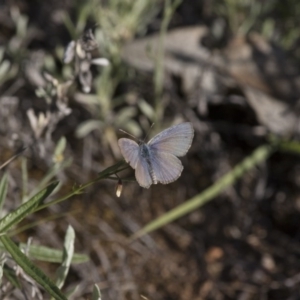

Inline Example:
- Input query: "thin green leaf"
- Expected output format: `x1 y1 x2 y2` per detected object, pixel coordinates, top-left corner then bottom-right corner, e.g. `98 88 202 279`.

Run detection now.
114 107 137 126
0 47 4 62
131 144 274 239
65 285 79 298
0 263 3 286
138 99 155 120
0 182 59 233
75 120 104 138
279 140 300 154
153 0 183 125
122 120 143 137
21 157 28 202
55 225 75 289
54 136 67 162
97 161 129 178
0 173 8 216
3 264 22 289
1 235 67 300
92 284 102 300
62 12 77 39
0 60 10 79
18 243 89 264
0 252 5 285
10 210 73 236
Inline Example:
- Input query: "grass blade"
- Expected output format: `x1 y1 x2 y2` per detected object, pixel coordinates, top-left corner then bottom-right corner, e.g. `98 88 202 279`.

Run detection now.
131 144 274 239
1 235 67 300
0 182 59 233
0 173 8 217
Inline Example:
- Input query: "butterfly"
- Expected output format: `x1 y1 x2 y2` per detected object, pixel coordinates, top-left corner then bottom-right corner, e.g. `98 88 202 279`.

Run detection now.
118 122 194 188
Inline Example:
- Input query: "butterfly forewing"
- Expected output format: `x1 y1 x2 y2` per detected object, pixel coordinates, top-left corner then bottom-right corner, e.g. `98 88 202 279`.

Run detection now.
118 138 140 168
148 122 194 157
150 150 183 184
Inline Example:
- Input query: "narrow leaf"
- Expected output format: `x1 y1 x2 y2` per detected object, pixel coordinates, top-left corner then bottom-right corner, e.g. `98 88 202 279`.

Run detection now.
92 284 102 300
97 161 128 178
138 99 155 120
3 265 22 289
0 173 8 216
18 243 89 264
21 157 28 202
53 136 67 163
0 253 5 285
279 140 300 154
131 144 274 239
55 225 75 288
1 235 67 300
0 182 59 233
75 120 104 138
65 285 79 298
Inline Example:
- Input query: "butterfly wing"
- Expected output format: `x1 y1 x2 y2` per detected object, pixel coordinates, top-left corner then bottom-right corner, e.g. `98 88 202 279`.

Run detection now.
119 122 194 188
135 156 153 188
118 138 153 188
150 150 183 184
118 138 140 168
148 122 194 157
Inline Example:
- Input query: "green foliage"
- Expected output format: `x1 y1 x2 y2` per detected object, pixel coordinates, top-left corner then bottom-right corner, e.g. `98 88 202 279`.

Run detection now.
216 0 300 52
18 243 88 264
131 144 275 239
92 284 102 300
278 140 300 154
2 0 300 298
0 156 128 297
0 182 59 233
1 235 67 300
54 225 75 289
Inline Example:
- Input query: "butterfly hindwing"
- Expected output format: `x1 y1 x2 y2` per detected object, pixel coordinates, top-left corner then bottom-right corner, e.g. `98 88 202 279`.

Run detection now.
148 122 194 157
135 155 153 188
150 150 183 184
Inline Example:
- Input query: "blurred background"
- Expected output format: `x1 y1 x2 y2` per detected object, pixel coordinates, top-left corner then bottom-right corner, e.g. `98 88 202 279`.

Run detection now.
1 0 300 299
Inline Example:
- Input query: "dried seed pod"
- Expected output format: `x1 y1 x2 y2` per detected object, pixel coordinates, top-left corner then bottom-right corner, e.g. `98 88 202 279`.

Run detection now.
116 179 123 197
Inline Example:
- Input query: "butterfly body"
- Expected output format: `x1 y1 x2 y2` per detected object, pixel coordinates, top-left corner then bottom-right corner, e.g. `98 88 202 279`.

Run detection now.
118 122 194 188
139 143 158 184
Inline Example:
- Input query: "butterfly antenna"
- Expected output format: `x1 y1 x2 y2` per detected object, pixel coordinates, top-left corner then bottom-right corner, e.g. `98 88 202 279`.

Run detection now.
143 123 155 142
119 129 140 142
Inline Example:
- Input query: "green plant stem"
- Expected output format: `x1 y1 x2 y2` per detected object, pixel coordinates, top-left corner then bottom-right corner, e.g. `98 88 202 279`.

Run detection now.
153 0 182 125
9 211 78 236
35 161 129 212
131 144 275 240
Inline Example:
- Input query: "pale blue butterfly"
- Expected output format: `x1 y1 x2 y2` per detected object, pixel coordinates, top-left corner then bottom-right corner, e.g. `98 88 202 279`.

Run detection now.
118 122 194 188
